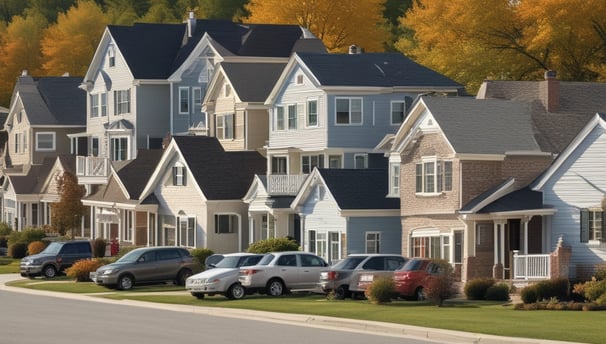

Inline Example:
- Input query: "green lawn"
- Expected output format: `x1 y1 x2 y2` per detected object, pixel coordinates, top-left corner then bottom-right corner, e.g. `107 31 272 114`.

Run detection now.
0 257 19 274
5 278 605 343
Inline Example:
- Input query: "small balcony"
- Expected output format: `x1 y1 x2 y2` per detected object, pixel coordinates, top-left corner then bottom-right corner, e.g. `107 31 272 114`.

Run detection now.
76 156 109 184
267 174 308 195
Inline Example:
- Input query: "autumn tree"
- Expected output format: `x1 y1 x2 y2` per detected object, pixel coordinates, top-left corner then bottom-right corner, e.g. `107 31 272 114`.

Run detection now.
0 10 48 107
244 0 389 53
139 0 180 23
51 171 86 238
41 0 108 76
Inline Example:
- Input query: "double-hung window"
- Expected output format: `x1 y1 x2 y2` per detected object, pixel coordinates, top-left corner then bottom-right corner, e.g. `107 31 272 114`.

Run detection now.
288 104 297 129
354 154 368 169
111 137 128 161
114 89 130 115
173 165 186 186
389 163 400 196
216 114 234 139
179 87 189 114
307 100 318 127
366 232 380 253
90 94 99 117
35 132 55 151
391 101 406 125
415 158 453 194
271 156 287 174
581 209 606 243
178 216 195 247
302 154 324 174
275 106 285 131
192 87 202 114
215 214 238 234
335 97 362 125
100 93 107 116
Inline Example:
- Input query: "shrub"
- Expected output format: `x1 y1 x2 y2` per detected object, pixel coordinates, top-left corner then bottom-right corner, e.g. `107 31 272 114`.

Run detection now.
8 227 46 246
247 237 299 253
0 236 7 248
190 248 214 269
574 278 606 305
92 238 107 258
464 278 495 300
485 283 510 301
66 259 104 282
27 241 46 255
520 278 570 304
365 276 395 304
594 267 606 281
521 285 539 304
8 242 28 259
0 222 11 236
425 259 456 306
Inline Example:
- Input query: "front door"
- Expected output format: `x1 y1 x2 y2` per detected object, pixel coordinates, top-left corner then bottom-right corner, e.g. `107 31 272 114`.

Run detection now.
504 219 521 279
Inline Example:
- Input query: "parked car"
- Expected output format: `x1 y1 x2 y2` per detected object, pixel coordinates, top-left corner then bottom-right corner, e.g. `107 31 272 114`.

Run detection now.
20 240 92 278
91 246 201 290
186 253 264 299
239 251 328 297
205 253 224 268
394 258 442 300
348 255 408 299
319 254 407 299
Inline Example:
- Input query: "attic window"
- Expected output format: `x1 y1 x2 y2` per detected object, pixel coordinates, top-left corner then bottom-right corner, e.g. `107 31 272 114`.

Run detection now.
173 164 186 186
108 45 115 67
296 74 304 85
224 84 231 97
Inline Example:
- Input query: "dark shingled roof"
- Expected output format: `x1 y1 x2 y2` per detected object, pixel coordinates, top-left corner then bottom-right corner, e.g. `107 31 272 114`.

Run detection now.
14 76 85 126
477 187 544 213
9 157 55 194
316 169 399 210
221 62 286 102
117 149 164 199
297 52 463 89
173 136 266 200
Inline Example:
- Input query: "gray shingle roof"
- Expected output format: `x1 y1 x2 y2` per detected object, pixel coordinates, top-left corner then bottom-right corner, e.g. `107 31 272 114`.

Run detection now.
117 149 164 199
221 62 286 102
173 136 266 200
15 76 85 126
422 96 542 154
9 156 55 194
317 169 399 210
297 52 463 89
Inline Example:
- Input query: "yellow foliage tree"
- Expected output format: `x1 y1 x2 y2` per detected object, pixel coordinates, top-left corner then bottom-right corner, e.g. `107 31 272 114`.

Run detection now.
41 0 108 76
0 11 47 107
244 0 389 53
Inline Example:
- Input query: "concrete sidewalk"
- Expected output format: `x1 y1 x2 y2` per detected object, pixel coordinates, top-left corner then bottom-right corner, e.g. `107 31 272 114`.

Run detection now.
0 274 582 344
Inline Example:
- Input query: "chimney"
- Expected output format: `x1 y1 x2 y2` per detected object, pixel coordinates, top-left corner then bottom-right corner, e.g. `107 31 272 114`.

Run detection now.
349 44 362 54
21 70 28 76
187 11 196 38
542 70 559 112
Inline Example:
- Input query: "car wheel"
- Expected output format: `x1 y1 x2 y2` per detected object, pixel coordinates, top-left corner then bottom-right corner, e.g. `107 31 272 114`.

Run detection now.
118 274 135 290
43 265 57 279
351 292 365 300
415 287 426 301
335 286 348 300
176 269 193 286
191 292 205 299
227 283 246 300
266 278 284 297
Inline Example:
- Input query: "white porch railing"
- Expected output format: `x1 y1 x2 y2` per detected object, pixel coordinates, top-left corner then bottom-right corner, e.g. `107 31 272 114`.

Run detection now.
267 174 308 195
76 156 109 181
513 250 551 280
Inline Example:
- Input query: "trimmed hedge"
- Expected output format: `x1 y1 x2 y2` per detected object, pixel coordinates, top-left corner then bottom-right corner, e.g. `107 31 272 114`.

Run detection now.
247 237 299 253
521 278 570 304
365 276 395 304
8 242 28 259
464 278 495 300
485 283 510 301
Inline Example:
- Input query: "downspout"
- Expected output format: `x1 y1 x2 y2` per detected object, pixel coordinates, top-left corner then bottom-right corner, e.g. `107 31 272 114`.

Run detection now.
169 82 174 135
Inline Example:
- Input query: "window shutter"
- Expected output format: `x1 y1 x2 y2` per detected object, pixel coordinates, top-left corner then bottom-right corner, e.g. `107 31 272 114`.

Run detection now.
182 167 186 186
580 209 589 243
172 167 177 185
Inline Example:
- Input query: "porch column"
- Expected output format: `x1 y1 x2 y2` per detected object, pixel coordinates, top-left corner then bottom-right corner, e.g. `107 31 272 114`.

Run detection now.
299 215 306 251
523 216 530 255
500 223 505 265
248 215 254 245
493 223 499 265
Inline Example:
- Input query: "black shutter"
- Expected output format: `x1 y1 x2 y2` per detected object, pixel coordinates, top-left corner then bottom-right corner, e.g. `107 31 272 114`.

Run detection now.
580 209 589 243
182 167 186 186
172 167 177 185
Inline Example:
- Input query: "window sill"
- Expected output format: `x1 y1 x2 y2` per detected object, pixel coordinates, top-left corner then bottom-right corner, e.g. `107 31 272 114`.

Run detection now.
415 192 443 197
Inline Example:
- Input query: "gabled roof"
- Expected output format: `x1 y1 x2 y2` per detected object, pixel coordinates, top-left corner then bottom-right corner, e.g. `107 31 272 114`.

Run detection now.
9 76 85 126
313 169 399 210
9 156 56 194
173 136 266 200
295 52 463 88
220 62 286 102
116 149 164 200
421 97 542 155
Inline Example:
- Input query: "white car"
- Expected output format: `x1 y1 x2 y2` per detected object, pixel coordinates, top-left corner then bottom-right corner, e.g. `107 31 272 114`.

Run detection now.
239 251 328 297
185 253 264 299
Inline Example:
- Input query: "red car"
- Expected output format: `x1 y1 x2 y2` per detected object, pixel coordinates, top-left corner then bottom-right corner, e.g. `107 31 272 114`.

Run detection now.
393 258 441 300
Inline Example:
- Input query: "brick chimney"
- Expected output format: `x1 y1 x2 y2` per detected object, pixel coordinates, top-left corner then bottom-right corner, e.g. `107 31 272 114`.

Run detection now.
542 70 559 112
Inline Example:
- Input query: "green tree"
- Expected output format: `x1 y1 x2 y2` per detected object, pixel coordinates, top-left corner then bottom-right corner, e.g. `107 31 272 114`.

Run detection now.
244 0 389 53
41 0 108 76
0 0 29 23
139 0 180 23
51 171 86 238
199 0 249 20
28 0 77 23
103 0 148 25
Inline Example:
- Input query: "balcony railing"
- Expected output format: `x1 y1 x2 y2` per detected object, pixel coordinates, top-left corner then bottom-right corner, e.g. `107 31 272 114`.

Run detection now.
76 156 109 183
513 251 551 280
267 174 309 195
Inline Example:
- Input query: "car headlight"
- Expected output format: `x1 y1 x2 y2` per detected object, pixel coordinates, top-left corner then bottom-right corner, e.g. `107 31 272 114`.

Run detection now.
102 269 117 275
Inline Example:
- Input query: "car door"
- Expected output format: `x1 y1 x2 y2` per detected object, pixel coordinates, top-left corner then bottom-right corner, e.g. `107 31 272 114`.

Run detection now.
155 248 183 281
298 254 327 289
274 254 300 288
131 250 160 282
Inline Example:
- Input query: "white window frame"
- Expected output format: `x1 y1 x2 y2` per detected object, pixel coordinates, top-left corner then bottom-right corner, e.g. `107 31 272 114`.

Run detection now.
114 89 131 115
216 113 234 140
335 97 362 125
173 164 186 186
14 133 21 153
275 106 285 131
35 132 55 151
302 154 324 174
391 100 406 125
100 93 107 116
365 232 380 254
110 136 129 161
307 99 318 127
179 87 190 114
328 155 342 169
107 44 115 67
354 154 368 169
192 87 202 114
90 94 99 118
288 104 297 130
91 137 99 157
178 215 196 247
215 213 239 234
296 74 304 85
389 162 400 197
410 230 453 261
415 157 453 195
271 156 288 174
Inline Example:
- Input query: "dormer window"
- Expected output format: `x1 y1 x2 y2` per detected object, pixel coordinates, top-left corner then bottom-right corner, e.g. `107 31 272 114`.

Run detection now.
173 164 186 186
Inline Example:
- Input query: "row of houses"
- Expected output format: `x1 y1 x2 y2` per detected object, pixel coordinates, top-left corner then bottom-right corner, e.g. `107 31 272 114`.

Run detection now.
2 14 606 282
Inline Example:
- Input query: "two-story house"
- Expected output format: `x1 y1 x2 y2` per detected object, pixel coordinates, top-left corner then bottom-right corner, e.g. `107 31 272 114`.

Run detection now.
244 50 464 261
0 72 86 230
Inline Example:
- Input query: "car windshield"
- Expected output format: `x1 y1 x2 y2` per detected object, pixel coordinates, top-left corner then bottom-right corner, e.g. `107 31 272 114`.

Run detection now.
331 256 366 270
400 259 426 271
41 242 62 254
115 250 143 263
215 256 243 268
257 254 274 266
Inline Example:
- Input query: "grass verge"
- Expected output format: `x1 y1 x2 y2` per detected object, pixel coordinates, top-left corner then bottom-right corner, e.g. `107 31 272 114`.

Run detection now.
0 257 20 274
5 278 605 344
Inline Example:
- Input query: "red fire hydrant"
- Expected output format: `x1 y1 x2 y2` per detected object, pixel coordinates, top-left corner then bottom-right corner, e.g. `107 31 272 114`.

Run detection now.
110 238 120 256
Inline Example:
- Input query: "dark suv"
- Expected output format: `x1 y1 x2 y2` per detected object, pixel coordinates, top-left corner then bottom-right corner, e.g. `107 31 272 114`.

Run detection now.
20 240 93 278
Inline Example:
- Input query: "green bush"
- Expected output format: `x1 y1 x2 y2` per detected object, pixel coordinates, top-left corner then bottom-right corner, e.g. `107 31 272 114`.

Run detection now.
594 267 606 281
27 241 46 255
190 248 214 269
485 283 510 301
0 222 11 236
8 227 47 246
365 276 395 304
425 260 457 306
0 236 7 248
8 242 28 259
573 278 606 305
521 278 570 304
92 238 107 258
247 237 299 253
65 259 104 282
115 245 141 259
464 278 495 300
520 285 539 304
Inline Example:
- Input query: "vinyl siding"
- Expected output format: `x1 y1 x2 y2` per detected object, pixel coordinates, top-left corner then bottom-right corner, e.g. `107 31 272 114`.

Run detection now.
347 217 402 255
135 84 170 149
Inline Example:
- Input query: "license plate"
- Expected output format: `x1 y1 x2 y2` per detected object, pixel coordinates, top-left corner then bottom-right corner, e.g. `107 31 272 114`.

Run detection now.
360 275 374 282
